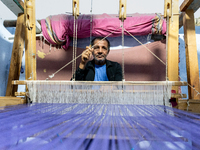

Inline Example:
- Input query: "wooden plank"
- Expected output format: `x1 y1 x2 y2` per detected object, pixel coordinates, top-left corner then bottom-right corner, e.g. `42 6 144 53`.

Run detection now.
183 9 200 99
6 13 24 96
171 93 187 98
0 97 26 107
180 0 194 12
24 0 37 82
12 80 188 86
167 0 179 93
179 0 200 28
178 99 200 113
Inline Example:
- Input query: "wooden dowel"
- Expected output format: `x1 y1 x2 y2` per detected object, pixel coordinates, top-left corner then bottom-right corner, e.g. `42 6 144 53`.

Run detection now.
12 80 27 85
15 92 26 96
12 80 188 86
171 93 187 98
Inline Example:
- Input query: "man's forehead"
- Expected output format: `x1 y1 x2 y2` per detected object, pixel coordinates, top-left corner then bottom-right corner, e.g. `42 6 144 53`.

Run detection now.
94 39 108 47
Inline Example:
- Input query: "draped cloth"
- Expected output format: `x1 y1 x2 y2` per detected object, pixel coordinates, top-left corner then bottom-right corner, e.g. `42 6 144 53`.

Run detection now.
41 13 166 50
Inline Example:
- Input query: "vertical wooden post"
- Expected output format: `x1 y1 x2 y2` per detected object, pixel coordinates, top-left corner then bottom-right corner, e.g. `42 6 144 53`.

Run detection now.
6 13 25 96
183 9 200 99
166 0 179 92
24 0 37 81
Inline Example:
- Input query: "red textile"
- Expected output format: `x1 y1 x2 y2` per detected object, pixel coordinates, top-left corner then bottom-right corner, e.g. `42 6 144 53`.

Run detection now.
41 13 166 50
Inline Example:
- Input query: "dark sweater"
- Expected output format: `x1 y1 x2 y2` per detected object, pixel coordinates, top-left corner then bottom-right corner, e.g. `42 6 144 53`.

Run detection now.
73 59 122 81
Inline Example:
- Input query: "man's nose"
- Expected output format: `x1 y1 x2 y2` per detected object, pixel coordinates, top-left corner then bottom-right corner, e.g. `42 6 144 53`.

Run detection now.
98 51 102 54
98 47 103 52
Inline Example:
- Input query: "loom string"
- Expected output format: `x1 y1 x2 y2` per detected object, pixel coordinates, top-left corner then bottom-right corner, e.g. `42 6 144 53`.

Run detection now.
1 103 81 146
11 104 93 149
147 106 198 148
1 106 198 147
69 104 107 150
115 106 134 150
40 104 104 149
85 105 109 150
128 106 192 149
131 106 181 141
57 104 109 149
124 106 158 147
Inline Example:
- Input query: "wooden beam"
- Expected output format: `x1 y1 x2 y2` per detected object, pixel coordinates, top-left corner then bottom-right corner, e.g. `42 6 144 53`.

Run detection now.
24 0 37 81
166 0 179 93
0 97 26 107
180 0 194 12
2 0 41 33
183 9 200 99
6 13 24 96
12 80 188 86
178 99 200 113
171 93 187 98
179 0 200 28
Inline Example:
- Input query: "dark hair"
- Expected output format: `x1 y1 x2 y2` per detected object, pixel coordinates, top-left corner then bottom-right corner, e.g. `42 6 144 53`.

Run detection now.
91 37 110 51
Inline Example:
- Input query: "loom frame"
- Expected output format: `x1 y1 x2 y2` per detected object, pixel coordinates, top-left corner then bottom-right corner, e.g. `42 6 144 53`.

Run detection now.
1 0 200 113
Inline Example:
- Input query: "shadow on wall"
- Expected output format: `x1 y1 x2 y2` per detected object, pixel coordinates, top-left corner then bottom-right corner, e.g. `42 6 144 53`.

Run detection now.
0 35 13 96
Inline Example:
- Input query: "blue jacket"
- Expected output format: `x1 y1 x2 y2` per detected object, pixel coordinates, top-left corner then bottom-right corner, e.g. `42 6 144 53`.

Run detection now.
74 59 122 81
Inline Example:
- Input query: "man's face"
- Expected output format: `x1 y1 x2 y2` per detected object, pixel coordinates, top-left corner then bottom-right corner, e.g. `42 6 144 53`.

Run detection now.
92 39 109 65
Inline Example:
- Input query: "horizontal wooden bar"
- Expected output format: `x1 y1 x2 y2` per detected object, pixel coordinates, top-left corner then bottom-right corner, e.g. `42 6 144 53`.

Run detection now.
15 92 26 96
12 80 27 85
179 0 200 28
12 80 188 86
178 99 200 113
188 99 200 104
0 96 26 107
171 94 187 98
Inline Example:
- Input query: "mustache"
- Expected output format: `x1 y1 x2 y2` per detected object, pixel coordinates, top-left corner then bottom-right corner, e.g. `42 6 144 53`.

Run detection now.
95 54 105 57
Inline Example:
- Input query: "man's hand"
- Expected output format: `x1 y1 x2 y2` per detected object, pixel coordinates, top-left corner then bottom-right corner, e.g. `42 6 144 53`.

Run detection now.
79 46 93 69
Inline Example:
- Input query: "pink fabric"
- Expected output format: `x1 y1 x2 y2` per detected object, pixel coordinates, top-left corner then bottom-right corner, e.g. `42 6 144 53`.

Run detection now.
41 13 166 50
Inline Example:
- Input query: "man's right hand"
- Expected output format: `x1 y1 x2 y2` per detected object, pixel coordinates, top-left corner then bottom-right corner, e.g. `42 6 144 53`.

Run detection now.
79 46 93 69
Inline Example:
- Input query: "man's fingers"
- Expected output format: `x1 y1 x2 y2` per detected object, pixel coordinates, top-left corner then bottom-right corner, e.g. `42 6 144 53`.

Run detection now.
86 46 93 53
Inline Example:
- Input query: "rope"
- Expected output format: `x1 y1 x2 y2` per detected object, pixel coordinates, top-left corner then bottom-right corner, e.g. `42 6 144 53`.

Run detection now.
121 20 125 81
72 14 75 79
72 7 78 81
90 0 93 45
166 9 170 81
124 28 166 65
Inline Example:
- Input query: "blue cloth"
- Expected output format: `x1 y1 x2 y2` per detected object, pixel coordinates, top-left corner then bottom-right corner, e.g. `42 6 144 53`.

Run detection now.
94 64 109 81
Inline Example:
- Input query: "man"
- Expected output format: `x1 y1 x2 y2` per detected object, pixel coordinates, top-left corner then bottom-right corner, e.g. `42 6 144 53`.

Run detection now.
73 37 122 81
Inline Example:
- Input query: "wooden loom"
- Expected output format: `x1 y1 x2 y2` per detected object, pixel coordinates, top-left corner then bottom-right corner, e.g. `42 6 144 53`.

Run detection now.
1 0 200 112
